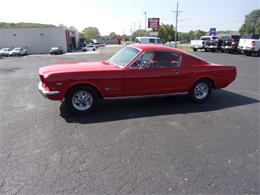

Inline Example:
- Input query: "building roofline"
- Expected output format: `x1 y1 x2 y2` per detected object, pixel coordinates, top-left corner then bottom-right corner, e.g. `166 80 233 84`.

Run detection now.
0 27 67 30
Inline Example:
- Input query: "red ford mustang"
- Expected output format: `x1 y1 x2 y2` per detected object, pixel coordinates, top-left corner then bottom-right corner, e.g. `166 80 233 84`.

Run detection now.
38 44 236 114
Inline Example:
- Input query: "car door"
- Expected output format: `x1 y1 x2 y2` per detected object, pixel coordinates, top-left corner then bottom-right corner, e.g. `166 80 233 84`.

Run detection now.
124 50 189 96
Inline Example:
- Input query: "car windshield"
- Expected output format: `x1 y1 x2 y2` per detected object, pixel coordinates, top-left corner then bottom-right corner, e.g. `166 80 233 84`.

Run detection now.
109 46 140 67
13 48 21 51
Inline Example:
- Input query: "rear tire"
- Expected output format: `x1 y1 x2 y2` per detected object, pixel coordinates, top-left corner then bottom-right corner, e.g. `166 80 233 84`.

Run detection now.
245 51 252 56
65 86 98 114
189 79 212 103
257 50 260 57
193 48 197 52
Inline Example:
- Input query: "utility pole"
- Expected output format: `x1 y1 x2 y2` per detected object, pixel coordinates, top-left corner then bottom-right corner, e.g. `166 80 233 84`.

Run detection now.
130 26 133 42
143 12 147 31
133 22 136 32
172 2 182 48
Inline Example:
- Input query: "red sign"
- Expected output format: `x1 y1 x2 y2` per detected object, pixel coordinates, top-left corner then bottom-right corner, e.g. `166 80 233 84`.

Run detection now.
148 18 160 28
116 36 123 41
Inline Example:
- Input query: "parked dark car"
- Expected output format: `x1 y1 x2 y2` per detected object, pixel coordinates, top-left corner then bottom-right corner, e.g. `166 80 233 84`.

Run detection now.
221 35 240 53
49 47 64 55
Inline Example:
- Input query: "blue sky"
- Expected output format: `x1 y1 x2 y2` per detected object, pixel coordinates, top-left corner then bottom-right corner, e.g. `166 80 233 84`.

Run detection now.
0 0 259 35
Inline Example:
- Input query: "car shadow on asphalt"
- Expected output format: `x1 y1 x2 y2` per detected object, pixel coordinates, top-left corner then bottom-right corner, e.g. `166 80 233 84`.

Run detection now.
60 89 259 124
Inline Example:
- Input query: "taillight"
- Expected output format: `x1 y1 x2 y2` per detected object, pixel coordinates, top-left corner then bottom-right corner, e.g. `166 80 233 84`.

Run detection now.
39 74 44 82
251 41 256 46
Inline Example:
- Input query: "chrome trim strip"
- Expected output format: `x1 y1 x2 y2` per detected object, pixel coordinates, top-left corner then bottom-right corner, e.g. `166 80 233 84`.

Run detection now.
104 92 188 100
38 82 60 97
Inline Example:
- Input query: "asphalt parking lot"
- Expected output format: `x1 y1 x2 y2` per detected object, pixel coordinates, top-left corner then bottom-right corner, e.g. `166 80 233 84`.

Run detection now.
0 46 259 194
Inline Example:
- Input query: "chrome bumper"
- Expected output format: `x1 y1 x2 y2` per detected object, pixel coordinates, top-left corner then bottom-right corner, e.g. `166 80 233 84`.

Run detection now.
38 82 60 98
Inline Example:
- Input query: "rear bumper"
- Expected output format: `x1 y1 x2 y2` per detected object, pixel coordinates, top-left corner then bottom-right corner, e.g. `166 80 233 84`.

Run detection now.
221 45 237 50
238 46 256 51
205 45 217 49
38 82 60 98
190 45 204 49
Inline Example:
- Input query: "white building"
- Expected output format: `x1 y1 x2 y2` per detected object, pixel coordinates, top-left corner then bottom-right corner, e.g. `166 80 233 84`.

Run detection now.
0 27 79 54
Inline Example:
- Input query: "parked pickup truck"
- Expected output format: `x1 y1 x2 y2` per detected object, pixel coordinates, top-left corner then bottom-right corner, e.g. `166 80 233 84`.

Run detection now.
204 36 221 52
221 35 240 53
238 34 260 56
190 36 216 52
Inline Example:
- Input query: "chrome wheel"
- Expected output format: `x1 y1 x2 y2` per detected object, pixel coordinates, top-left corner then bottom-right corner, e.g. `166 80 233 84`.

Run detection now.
72 90 93 111
194 82 209 100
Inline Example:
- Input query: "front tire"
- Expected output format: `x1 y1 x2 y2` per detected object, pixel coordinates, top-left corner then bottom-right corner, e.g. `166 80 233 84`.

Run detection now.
193 48 197 52
190 79 212 103
65 86 98 114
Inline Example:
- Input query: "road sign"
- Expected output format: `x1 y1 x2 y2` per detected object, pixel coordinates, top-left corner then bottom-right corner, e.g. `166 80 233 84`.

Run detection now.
149 31 159 36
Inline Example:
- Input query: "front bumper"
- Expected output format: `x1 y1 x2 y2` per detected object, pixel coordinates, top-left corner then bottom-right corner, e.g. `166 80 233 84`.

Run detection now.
9 52 20 56
38 82 60 98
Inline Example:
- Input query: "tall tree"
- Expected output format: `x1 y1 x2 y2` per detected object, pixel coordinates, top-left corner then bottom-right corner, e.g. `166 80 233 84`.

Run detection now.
239 9 260 35
82 27 100 40
155 23 175 42
131 29 149 40
109 32 117 39
178 30 206 43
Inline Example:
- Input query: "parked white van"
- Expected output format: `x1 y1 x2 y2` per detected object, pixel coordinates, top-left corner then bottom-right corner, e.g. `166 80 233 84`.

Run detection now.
135 37 162 44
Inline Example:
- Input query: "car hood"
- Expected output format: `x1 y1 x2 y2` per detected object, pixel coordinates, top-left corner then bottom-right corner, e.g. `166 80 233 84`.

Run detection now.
39 61 120 77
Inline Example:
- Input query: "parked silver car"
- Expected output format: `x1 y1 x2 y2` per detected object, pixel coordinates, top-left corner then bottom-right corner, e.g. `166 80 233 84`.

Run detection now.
0 48 11 57
9 47 28 56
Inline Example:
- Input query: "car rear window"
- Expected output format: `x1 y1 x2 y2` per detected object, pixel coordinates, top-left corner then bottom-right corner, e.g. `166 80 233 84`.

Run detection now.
231 35 240 41
221 36 230 41
201 37 211 41
241 34 260 39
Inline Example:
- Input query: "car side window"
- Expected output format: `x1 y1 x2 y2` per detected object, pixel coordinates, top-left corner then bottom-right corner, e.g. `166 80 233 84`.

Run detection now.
131 51 181 69
149 39 155 43
130 52 153 68
147 51 181 68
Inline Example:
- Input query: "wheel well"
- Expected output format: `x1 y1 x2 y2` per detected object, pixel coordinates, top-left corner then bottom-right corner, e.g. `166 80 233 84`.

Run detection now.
65 84 103 99
192 78 216 90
